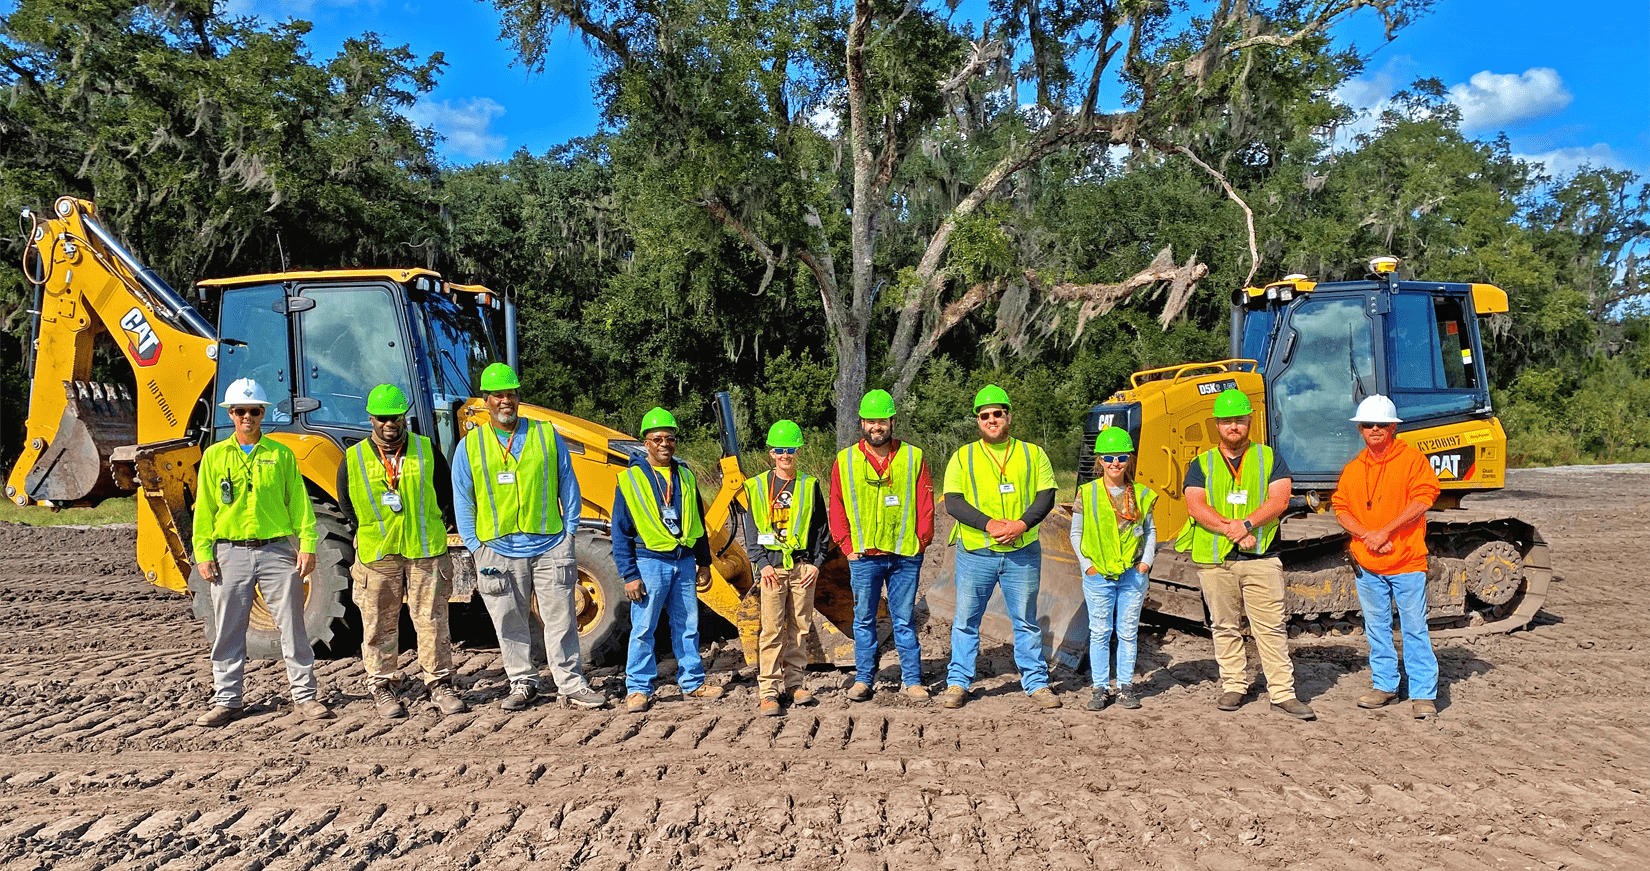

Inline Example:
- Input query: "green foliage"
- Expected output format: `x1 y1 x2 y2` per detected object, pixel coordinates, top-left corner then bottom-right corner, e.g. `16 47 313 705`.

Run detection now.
754 350 836 432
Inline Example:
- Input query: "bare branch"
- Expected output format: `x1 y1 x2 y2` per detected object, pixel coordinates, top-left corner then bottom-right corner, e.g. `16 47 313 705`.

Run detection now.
703 198 787 296
890 277 1012 401
940 38 1006 97
1149 140 1260 287
1046 248 1209 340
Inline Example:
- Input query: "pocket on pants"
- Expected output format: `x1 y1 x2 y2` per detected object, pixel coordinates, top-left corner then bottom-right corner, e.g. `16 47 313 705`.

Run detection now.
477 572 510 596
546 558 577 588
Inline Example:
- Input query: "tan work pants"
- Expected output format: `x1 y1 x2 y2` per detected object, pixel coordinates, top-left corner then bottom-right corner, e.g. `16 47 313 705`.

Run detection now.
1198 557 1296 703
758 565 816 700
355 554 454 685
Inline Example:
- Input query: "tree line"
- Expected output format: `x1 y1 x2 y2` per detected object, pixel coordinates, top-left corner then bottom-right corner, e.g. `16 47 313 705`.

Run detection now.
2 0 1646 472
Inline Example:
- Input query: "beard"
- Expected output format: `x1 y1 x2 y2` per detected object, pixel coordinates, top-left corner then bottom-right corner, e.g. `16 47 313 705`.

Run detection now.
865 430 893 448
495 409 518 429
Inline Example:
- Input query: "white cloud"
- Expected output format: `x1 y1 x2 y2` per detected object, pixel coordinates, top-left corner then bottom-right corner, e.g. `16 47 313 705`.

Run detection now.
1328 59 1410 148
1513 144 1632 179
1448 68 1572 131
404 98 507 161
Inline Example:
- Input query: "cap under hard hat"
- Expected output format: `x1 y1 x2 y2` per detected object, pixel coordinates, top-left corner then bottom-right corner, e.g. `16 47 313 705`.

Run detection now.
1350 394 1403 424
1211 388 1253 418
219 378 271 408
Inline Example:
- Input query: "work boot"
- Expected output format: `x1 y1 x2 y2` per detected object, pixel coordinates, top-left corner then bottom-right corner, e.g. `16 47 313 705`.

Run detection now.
195 705 241 728
428 682 470 716
846 682 873 702
1029 687 1062 709
565 688 608 710
1086 688 1110 711
296 700 335 721
1115 685 1141 710
1272 699 1317 721
1217 691 1244 711
940 685 968 709
686 684 724 700
370 681 407 720
1358 689 1399 709
626 692 652 713
760 697 782 717
1412 699 1437 719
904 684 930 701
500 682 537 712
789 687 817 706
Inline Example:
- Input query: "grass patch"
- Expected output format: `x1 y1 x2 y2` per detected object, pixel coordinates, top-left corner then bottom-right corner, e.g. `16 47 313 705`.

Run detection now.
0 495 138 527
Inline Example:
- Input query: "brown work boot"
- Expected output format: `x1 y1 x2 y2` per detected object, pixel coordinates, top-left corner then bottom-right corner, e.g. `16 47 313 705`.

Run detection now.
1217 691 1244 711
1029 687 1062 709
905 684 930 701
370 682 407 720
940 685 968 709
760 697 782 717
195 705 241 728
428 682 469 716
296 700 335 721
1272 699 1316 721
500 682 537 712
846 682 873 702
1358 689 1399 709
626 692 652 713
789 687 816 706
686 684 724 700
1412 699 1437 719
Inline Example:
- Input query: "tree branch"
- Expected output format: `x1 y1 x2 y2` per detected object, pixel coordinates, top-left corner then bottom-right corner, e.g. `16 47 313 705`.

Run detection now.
889 276 1012 401
1149 139 1261 287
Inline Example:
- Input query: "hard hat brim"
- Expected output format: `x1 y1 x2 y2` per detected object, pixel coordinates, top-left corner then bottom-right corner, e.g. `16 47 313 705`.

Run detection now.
218 398 272 408
1349 413 1403 424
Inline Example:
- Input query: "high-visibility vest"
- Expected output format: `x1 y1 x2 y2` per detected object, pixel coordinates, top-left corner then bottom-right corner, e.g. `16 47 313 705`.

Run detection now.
464 420 563 541
947 439 1048 552
742 471 818 569
1076 479 1158 577
346 434 448 562
1174 444 1279 564
834 443 923 557
617 463 705 552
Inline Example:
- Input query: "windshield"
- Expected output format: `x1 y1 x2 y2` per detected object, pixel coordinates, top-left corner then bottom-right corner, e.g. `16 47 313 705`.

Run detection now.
215 282 294 435
1267 295 1374 479
412 288 497 401
298 285 413 431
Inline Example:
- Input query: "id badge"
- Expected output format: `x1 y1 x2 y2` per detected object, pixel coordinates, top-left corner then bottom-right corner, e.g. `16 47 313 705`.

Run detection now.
381 492 403 513
883 494 901 507
497 471 516 485
1226 490 1248 505
757 533 777 546
662 506 680 522
998 482 1016 494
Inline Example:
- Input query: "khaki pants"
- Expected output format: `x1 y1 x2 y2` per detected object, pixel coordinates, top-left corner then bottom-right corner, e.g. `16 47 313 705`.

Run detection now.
355 553 454 685
758 565 816 700
1198 557 1296 703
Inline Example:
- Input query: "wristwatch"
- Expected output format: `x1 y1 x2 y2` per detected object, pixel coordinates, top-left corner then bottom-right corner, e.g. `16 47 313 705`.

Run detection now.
1241 519 1254 532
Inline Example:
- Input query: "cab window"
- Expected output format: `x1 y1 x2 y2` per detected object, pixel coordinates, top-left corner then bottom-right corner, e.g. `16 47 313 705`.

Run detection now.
298 286 413 430
1387 293 1481 421
1267 295 1374 477
214 282 293 436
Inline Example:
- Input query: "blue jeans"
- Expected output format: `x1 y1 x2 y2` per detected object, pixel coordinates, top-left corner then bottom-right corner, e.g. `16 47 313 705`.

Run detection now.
626 553 707 696
1081 567 1148 689
1354 566 1438 700
848 554 923 686
946 543 1048 694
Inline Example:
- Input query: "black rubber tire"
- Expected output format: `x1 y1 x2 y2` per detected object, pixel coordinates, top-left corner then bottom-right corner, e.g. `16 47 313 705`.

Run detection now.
574 532 631 666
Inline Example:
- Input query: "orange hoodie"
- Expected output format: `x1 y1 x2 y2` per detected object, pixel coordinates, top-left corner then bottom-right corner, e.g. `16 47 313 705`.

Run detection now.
1331 439 1441 575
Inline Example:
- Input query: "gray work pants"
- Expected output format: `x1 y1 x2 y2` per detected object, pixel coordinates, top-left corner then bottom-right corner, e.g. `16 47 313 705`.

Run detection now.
473 536 590 694
210 539 319 707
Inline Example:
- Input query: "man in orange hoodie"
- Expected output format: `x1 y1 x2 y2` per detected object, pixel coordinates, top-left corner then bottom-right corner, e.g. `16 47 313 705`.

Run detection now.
1331 395 1442 720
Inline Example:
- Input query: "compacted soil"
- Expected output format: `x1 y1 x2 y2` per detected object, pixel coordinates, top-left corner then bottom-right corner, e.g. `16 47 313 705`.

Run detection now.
0 466 1644 870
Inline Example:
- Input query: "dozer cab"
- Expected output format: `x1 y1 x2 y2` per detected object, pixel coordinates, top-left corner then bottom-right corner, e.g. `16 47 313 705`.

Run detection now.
10 197 857 666
927 258 1549 668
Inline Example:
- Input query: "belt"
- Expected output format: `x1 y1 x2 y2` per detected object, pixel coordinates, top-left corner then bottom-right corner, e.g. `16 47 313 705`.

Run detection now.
222 536 283 548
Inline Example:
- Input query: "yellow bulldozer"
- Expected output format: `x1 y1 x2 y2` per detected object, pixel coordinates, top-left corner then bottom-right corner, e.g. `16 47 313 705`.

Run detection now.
9 197 857 665
928 258 1551 666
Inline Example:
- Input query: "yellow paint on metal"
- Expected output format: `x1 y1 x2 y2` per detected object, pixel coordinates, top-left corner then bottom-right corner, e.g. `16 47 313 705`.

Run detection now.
195 268 442 288
1469 283 1509 315
265 432 347 501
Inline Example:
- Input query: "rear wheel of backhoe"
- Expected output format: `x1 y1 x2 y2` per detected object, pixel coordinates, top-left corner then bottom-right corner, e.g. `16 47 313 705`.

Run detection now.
574 534 630 666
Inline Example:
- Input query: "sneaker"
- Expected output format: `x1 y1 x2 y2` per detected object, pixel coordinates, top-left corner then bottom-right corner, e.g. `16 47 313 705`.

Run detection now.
626 692 652 713
296 700 335 721
760 698 782 717
370 682 407 720
500 682 537 712
1217 691 1244 711
1272 699 1317 721
1358 689 1400 709
1029 687 1062 709
789 688 817 706
1086 688 1110 711
1115 686 1141 709
195 705 241 728
1412 699 1437 719
564 688 608 710
429 682 470 716
846 682 873 702
686 684 724 700
940 685 968 709
904 685 930 701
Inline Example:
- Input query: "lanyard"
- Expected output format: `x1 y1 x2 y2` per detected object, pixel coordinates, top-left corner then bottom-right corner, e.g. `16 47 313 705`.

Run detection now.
985 438 1018 482
655 466 674 507
1220 445 1246 481
1364 454 1389 509
859 441 895 482
374 440 404 490
494 425 517 465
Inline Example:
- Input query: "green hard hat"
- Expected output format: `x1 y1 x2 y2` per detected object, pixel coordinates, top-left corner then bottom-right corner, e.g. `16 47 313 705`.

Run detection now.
766 420 804 449
1211 388 1253 418
973 384 1012 412
365 383 410 416
479 362 521 393
1093 426 1134 454
640 406 678 435
859 389 897 419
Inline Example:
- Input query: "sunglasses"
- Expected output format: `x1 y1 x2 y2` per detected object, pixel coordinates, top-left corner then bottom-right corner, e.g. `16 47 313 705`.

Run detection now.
371 414 403 423
977 409 1006 421
1098 453 1132 464
769 447 798 455
647 435 677 444
1358 422 1394 430
228 407 264 418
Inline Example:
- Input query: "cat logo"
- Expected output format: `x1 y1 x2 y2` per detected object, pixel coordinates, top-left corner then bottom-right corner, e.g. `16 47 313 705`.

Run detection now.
1427 447 1476 482
119 307 162 367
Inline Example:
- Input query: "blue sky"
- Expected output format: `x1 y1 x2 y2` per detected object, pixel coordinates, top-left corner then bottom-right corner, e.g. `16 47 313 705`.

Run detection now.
231 0 1649 180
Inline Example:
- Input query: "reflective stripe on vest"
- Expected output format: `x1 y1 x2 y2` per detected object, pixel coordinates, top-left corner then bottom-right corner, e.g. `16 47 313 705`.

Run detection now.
1173 444 1277 563
466 420 563 541
835 443 923 557
346 434 447 562
1077 479 1158 577
741 471 817 569
618 463 705 552
948 440 1040 552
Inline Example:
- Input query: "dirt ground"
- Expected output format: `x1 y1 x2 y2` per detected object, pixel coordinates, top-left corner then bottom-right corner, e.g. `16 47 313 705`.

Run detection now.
0 466 1646 870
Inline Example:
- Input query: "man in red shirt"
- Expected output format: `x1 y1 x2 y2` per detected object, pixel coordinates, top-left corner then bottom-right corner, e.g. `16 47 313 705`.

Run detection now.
829 390 935 702
1331 395 1442 719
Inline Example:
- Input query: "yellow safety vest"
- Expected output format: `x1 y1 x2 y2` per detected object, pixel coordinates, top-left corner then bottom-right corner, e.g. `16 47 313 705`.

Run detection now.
346 434 447 563
1076 479 1157 577
742 471 818 569
618 463 705 552
465 420 563 541
1174 444 1279 564
948 439 1047 552
834 443 923 557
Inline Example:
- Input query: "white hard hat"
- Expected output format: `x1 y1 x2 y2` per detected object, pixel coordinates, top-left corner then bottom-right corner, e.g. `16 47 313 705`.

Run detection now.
1350 394 1402 424
219 377 271 408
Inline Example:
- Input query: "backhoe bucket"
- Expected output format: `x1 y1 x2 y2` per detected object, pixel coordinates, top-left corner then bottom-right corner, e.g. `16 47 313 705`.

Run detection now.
23 381 136 504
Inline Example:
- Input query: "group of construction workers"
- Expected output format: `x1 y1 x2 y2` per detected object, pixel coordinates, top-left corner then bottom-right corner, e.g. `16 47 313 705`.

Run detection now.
191 366 1441 726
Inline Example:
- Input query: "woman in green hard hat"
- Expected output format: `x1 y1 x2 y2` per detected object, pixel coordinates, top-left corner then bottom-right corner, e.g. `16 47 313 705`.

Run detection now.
740 420 829 716
1068 427 1158 712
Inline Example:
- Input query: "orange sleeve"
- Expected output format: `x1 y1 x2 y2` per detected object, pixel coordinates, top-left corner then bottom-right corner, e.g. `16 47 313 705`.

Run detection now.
1407 451 1441 507
1330 458 1361 517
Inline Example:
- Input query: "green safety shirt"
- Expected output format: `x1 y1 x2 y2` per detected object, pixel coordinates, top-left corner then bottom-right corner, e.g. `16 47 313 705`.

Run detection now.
617 463 705 552
345 433 448 563
1174 443 1279 564
192 436 318 563
742 470 818 569
1076 479 1159 577
464 420 563 541
834 443 924 557
943 439 1057 552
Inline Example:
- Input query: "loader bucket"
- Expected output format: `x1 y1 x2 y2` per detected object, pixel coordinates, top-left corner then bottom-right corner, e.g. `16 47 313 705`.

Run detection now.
923 508 1094 672
23 381 136 504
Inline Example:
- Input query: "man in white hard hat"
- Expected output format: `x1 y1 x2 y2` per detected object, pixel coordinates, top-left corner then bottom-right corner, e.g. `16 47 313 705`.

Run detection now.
1331 395 1442 719
192 378 332 726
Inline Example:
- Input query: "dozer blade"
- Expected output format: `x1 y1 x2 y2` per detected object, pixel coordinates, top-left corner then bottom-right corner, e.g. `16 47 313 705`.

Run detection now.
23 381 137 504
